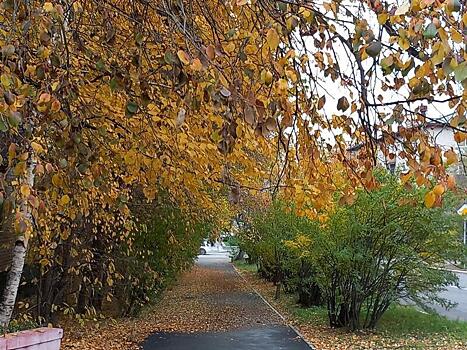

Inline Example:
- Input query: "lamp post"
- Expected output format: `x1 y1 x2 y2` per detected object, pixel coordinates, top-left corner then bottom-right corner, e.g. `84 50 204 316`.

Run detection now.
457 204 467 269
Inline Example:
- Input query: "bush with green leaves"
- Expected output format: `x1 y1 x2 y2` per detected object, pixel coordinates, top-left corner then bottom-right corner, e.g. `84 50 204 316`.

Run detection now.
6 319 39 333
304 174 462 330
233 173 463 330
114 198 212 316
238 201 321 302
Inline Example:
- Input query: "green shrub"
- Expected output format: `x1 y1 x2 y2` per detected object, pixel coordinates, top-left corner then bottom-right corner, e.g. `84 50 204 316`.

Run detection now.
306 174 462 330
238 173 463 331
238 201 321 302
115 198 211 316
6 319 39 333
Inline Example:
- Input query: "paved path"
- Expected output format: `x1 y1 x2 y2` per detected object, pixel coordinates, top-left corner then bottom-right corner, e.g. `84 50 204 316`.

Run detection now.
142 253 311 350
432 271 467 321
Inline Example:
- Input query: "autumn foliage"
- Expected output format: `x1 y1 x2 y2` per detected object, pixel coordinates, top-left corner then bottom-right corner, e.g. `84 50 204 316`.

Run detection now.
0 0 465 328
238 173 462 330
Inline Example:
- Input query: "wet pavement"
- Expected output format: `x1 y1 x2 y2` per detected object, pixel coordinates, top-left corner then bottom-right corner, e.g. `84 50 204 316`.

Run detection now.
431 271 467 321
142 253 311 350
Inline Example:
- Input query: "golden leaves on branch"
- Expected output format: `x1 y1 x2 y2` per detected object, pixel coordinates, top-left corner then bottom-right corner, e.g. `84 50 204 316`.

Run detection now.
433 184 445 196
424 191 436 208
444 149 457 166
266 28 280 51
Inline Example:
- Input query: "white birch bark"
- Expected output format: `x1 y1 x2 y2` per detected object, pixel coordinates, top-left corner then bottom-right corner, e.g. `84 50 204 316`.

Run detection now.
0 157 35 328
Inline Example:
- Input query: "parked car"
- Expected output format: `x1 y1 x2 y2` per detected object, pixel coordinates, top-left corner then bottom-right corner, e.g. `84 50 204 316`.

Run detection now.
199 240 215 255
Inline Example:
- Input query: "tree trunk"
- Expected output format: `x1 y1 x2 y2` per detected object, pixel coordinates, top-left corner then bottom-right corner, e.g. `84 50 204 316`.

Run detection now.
0 158 35 328
0 238 27 328
274 282 281 299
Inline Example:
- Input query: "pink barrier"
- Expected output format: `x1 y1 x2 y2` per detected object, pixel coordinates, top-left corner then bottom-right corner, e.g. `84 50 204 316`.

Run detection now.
0 328 63 350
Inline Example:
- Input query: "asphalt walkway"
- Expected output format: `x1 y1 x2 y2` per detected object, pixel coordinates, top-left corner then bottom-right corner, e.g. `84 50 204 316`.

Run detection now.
142 253 311 350
431 271 467 321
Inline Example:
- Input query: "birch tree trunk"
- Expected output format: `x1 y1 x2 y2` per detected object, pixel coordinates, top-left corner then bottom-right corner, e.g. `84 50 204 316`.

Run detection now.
0 238 27 328
0 157 35 328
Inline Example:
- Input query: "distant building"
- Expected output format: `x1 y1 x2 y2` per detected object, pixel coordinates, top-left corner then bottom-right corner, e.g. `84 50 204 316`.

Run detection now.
425 121 466 178
347 120 467 184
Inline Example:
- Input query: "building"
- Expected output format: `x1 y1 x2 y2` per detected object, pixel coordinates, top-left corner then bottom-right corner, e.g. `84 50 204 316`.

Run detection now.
425 121 467 178
347 121 467 183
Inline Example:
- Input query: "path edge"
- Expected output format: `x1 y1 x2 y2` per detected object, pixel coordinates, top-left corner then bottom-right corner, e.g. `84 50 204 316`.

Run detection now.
232 263 317 350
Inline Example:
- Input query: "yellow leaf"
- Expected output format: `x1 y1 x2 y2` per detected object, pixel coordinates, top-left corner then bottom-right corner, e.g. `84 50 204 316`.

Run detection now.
60 194 70 206
260 70 273 84
20 185 30 197
277 79 288 92
444 149 457 165
52 173 63 187
1 74 11 89
454 131 467 143
377 13 388 25
433 184 445 196
177 50 190 65
398 37 410 50
31 142 44 154
14 161 26 176
266 28 280 51
451 29 463 43
43 2 54 12
191 58 203 71
424 191 436 208
401 171 412 183
299 7 312 22
431 44 445 65
408 77 419 88
107 277 114 287
285 69 298 83
224 42 236 53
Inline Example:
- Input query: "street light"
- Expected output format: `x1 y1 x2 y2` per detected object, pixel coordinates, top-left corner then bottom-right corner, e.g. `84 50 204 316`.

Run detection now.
457 204 467 269
458 203 467 245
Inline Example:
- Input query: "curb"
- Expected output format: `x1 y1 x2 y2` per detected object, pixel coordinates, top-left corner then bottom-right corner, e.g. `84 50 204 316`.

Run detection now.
442 268 467 275
232 264 317 350
431 266 467 275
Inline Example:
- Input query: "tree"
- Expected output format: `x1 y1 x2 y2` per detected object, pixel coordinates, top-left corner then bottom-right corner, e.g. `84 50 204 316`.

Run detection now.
0 0 465 327
301 173 462 329
239 200 320 300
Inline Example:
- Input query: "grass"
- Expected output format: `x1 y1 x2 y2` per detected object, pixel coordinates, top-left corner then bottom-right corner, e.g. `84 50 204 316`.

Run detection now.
292 303 467 339
235 261 467 347
292 305 328 324
293 303 467 336
233 260 258 273
378 305 467 339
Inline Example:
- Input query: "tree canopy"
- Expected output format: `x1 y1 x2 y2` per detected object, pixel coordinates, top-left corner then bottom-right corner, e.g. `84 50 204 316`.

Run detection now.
0 0 466 327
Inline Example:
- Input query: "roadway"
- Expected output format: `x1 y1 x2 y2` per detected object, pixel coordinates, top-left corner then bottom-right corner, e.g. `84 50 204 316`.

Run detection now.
431 270 467 321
